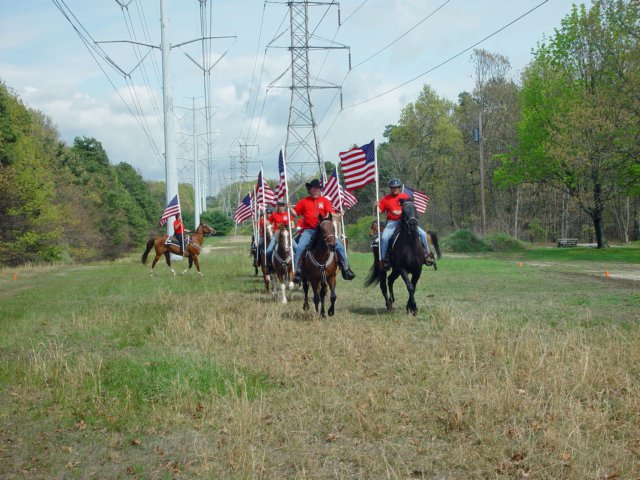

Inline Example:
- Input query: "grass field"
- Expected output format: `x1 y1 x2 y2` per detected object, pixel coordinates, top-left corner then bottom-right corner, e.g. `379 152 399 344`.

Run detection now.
1 238 639 479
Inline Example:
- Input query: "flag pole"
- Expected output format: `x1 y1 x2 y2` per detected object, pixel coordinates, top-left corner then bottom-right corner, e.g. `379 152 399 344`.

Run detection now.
335 169 348 255
261 166 267 267
281 147 294 249
253 186 258 266
373 139 382 261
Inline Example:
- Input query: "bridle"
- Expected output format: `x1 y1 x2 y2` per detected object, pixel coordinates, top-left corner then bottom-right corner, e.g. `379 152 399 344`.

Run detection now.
305 218 336 284
402 201 419 230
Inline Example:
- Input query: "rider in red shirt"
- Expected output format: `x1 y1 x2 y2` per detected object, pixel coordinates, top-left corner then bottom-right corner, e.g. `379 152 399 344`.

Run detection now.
173 213 190 254
265 201 295 269
288 178 355 283
377 178 432 269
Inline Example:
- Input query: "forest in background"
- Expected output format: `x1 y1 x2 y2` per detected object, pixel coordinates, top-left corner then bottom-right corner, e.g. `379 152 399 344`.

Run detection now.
1 0 638 266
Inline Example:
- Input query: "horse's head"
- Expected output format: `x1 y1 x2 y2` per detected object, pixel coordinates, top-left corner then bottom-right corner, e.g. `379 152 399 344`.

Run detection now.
277 226 291 253
199 222 216 236
317 213 337 251
401 198 419 234
369 220 386 238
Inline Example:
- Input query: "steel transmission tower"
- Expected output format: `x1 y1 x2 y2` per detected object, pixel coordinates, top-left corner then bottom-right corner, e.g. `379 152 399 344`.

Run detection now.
272 1 349 184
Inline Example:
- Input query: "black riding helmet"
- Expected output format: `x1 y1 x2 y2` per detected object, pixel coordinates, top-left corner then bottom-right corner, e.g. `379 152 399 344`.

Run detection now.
388 178 402 188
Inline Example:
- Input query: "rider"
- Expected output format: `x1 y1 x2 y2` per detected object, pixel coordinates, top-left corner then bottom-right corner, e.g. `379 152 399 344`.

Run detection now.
289 178 356 283
378 178 433 270
173 213 190 255
265 201 295 270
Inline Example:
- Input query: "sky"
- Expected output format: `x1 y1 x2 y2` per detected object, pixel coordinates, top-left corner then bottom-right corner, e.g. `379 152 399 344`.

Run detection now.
0 0 580 195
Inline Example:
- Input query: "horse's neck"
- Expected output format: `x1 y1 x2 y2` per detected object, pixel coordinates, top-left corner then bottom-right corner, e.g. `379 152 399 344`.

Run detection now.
191 231 205 245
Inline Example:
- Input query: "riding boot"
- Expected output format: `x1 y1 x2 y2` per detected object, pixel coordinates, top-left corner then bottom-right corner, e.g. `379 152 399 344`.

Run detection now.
293 254 305 285
337 254 356 281
422 246 435 266
378 253 391 271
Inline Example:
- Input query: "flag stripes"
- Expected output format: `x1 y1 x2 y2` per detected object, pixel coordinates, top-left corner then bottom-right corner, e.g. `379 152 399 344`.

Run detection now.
339 140 376 191
159 194 180 226
402 185 429 214
234 193 253 224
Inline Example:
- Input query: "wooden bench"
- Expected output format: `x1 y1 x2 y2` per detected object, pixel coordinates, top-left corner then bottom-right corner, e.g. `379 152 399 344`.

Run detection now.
557 238 578 248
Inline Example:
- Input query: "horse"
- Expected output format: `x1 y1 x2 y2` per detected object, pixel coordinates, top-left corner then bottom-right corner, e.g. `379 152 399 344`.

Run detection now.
270 226 295 303
368 219 441 270
141 222 215 276
256 225 273 291
365 201 437 315
301 213 338 318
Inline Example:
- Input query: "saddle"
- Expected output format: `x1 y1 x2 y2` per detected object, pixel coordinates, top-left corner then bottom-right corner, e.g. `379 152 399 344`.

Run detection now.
164 235 190 248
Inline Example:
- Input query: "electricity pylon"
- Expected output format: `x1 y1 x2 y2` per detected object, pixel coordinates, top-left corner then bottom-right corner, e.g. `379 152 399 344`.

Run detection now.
269 1 349 185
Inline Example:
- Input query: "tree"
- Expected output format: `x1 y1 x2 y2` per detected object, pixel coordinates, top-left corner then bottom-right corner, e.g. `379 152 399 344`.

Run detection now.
496 1 640 248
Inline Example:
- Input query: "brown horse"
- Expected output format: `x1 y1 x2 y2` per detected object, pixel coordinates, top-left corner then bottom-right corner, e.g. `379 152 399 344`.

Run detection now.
302 213 338 318
270 226 295 303
141 222 215 276
256 225 273 291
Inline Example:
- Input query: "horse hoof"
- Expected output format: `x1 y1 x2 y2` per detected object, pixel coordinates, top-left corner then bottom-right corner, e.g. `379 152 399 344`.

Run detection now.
198 272 203 276
328 309 334 317
288 282 294 289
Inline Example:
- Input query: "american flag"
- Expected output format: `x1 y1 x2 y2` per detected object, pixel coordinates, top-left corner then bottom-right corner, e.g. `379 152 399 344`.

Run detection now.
323 169 358 212
274 149 287 202
339 140 376 191
159 194 181 226
233 193 253 224
402 185 429 214
256 171 276 208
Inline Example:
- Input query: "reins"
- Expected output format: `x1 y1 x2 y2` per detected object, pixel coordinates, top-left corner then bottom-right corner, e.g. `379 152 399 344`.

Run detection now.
305 218 336 285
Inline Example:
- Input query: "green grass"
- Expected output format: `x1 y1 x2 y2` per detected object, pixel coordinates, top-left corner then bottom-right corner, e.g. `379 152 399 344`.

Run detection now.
1 238 639 478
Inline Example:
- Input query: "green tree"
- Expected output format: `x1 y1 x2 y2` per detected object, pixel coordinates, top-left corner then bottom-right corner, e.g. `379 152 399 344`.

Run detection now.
496 1 640 248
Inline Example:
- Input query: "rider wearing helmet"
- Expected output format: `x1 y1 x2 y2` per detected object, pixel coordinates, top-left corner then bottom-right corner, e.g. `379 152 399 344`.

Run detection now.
377 178 432 270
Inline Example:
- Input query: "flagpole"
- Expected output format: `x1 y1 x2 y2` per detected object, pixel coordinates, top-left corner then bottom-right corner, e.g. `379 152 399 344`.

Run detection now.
253 186 258 267
373 139 382 260
335 169 348 255
281 147 294 250
261 167 267 267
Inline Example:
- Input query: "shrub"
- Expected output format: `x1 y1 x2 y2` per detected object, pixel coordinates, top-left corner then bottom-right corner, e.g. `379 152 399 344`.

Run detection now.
484 232 530 252
441 229 491 253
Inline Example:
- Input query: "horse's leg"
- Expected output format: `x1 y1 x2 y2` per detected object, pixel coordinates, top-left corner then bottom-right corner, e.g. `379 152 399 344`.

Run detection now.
387 270 400 308
319 282 327 318
270 272 279 302
182 254 193 275
160 251 176 276
287 263 295 290
192 255 203 276
378 271 392 310
279 274 287 304
327 276 337 317
313 281 321 316
302 279 310 311
399 269 418 315
408 268 422 315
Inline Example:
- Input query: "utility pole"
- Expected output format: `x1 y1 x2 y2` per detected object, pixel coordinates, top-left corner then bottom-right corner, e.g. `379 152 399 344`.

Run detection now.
269 1 349 185
478 110 486 236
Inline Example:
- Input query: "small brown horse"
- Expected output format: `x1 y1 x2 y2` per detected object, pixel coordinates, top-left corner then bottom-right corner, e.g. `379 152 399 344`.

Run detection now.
302 213 338 318
270 226 295 303
141 222 215 276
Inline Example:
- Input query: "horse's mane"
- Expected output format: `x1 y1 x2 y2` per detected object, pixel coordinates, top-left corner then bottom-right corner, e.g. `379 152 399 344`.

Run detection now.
309 216 334 250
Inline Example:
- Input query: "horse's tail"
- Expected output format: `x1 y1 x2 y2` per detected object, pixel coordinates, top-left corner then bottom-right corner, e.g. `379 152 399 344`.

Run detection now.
429 231 442 259
141 238 155 264
364 258 382 287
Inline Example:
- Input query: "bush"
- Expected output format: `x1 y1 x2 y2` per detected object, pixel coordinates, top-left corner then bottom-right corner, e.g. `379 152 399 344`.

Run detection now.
345 215 376 252
441 229 491 253
484 232 530 252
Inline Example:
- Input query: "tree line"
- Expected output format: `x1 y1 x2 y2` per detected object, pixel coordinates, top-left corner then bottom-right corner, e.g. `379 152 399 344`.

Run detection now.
2 1 638 266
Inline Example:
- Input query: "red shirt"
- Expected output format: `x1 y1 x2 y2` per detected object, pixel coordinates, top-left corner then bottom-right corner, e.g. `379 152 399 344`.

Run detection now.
294 195 335 230
173 218 185 235
378 192 409 221
268 211 291 229
257 217 266 236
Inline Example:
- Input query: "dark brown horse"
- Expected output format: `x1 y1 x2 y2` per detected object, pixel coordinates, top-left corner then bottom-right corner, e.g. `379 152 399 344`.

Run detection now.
365 201 437 315
270 226 295 303
369 219 441 270
302 213 338 318
256 225 273 291
141 222 215 276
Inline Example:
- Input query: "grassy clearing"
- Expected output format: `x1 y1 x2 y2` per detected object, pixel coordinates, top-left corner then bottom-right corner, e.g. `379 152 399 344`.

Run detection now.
1 238 639 479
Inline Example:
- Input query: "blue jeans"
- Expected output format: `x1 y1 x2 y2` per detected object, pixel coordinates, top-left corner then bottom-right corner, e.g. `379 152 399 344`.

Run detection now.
266 232 298 261
294 229 349 273
380 220 429 259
